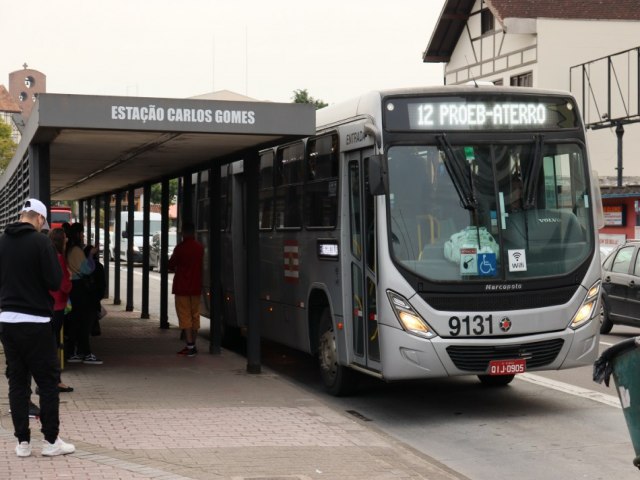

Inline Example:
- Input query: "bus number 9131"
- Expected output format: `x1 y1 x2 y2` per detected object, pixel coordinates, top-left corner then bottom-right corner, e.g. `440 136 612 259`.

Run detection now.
449 315 494 336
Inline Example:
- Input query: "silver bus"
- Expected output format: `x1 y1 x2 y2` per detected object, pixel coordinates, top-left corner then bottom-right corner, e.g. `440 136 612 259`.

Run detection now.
196 86 604 395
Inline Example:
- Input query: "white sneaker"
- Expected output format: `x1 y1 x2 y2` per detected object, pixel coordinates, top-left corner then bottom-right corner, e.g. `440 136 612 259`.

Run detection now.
41 437 75 456
15 441 31 457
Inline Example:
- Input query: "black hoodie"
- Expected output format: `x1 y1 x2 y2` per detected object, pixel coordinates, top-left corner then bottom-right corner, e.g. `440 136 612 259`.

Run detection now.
0 222 62 318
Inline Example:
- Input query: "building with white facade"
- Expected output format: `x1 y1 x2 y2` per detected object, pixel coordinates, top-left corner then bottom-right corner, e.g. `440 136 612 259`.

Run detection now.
423 0 640 180
423 0 640 242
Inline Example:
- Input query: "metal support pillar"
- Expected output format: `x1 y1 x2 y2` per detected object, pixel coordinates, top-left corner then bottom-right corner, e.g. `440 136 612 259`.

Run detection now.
94 195 100 249
160 178 170 329
616 122 624 187
78 201 84 228
86 198 92 247
126 188 135 312
103 193 111 299
245 151 261 374
141 183 151 319
209 164 222 354
113 192 122 305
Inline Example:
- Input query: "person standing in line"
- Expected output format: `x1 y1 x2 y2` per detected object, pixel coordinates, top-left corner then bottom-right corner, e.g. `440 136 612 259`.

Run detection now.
47 228 74 392
65 223 102 365
168 221 204 357
83 244 106 336
0 198 75 457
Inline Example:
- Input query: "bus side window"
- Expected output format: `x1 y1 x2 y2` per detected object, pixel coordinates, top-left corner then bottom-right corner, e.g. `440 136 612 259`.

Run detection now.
259 151 274 230
304 134 339 229
275 142 304 229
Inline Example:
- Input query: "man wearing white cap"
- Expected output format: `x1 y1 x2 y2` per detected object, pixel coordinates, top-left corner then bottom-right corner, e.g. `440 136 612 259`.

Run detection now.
0 198 75 457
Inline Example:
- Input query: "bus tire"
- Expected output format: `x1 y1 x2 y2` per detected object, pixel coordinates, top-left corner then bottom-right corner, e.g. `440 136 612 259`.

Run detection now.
318 308 357 396
600 301 613 334
477 374 515 387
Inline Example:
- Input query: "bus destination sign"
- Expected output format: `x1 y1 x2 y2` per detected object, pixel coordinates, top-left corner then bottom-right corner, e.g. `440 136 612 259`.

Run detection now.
384 95 579 131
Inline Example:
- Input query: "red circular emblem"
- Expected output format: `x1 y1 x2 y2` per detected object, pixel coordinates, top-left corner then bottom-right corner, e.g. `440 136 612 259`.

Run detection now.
499 317 512 332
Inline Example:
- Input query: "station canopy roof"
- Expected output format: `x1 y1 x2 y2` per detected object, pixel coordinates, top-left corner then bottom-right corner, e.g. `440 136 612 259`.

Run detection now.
7 92 315 201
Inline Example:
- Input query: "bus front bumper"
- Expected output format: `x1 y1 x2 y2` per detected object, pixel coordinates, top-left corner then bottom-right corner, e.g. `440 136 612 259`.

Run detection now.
377 319 599 381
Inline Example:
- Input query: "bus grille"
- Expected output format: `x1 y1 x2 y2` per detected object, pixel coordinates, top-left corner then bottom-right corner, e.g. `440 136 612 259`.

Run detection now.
421 286 576 311
446 338 565 373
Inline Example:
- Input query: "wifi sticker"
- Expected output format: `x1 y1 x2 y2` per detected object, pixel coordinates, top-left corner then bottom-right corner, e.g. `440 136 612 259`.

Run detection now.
508 249 527 272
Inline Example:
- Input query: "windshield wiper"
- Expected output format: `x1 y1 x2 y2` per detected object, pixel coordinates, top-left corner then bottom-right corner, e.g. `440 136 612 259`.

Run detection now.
523 135 544 210
436 134 477 211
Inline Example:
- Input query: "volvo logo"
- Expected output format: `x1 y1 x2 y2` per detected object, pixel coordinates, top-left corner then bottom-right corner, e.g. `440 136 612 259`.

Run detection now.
499 317 513 332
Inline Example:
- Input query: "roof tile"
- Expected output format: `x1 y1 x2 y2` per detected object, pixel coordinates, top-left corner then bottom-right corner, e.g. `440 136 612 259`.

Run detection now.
0 85 21 113
487 0 640 22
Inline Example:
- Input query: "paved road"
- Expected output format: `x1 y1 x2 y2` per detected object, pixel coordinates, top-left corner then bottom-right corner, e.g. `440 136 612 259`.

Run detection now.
112 264 639 479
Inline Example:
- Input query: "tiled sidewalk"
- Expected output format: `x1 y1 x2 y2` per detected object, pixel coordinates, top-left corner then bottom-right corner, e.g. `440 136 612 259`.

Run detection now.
0 306 467 480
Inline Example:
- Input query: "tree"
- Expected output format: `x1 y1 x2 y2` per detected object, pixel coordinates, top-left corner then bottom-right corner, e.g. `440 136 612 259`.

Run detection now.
292 89 328 109
150 178 179 205
0 122 17 175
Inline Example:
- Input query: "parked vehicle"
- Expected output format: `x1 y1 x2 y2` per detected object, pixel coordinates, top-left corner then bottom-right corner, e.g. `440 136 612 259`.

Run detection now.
149 230 177 271
113 211 162 263
50 206 73 229
600 240 640 333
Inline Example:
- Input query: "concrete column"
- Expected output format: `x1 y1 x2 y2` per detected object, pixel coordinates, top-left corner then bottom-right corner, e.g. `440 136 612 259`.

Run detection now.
27 143 50 211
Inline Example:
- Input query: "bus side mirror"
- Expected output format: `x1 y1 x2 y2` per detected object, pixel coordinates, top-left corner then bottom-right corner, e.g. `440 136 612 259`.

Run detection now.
367 154 387 196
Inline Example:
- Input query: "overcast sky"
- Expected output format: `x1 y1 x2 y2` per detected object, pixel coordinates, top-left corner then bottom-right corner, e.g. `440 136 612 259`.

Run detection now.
1 0 446 105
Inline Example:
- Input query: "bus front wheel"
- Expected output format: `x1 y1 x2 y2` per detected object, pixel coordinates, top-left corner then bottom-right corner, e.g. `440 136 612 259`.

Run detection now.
318 309 356 396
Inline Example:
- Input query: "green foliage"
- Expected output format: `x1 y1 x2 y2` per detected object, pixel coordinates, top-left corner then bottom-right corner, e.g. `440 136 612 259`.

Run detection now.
150 178 178 205
292 89 328 109
0 122 17 175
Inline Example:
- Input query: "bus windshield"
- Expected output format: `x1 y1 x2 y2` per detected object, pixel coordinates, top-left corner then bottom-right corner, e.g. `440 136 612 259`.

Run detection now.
386 142 594 281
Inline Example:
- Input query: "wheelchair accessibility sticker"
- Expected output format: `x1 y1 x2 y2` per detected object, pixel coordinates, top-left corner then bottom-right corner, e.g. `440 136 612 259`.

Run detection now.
459 249 497 277
477 252 496 276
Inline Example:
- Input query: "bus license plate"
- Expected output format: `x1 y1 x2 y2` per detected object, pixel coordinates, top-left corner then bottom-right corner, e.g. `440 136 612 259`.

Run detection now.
488 359 526 376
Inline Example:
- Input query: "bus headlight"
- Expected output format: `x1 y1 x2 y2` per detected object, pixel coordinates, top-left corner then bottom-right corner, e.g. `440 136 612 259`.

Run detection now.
387 290 436 339
570 280 601 329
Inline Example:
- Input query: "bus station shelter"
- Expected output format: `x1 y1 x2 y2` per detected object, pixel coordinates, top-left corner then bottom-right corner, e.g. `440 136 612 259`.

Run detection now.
0 92 315 372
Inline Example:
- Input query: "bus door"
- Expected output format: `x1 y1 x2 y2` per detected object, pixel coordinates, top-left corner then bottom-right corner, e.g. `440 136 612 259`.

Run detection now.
346 149 381 371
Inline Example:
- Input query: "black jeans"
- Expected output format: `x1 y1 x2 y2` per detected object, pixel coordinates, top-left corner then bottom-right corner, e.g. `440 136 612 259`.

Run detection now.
0 322 60 443
69 279 94 357
51 310 65 383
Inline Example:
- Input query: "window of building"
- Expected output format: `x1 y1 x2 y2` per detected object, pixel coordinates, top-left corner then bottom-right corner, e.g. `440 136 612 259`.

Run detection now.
510 72 533 87
481 8 495 34
304 134 339 229
275 142 304 229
